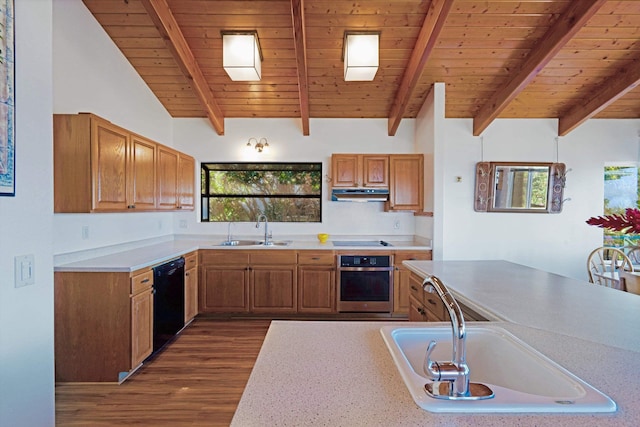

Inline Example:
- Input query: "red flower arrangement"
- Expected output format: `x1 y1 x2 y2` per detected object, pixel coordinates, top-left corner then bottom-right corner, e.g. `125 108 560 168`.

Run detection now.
586 208 640 234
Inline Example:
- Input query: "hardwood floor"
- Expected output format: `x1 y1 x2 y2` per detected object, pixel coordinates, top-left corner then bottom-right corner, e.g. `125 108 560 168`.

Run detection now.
55 319 271 426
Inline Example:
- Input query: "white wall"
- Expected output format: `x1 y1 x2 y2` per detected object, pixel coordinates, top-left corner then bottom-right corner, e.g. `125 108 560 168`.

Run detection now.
0 1 55 426
172 117 418 239
433 116 639 281
52 0 175 256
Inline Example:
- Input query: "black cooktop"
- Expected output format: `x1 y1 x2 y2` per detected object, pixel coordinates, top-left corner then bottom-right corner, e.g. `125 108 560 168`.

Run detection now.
332 240 393 247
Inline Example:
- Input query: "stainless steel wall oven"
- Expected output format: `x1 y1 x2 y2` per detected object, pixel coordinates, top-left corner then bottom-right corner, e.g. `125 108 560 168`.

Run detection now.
337 255 393 313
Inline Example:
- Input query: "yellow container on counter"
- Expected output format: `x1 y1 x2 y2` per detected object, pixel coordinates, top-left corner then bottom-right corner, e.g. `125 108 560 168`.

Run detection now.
317 233 329 243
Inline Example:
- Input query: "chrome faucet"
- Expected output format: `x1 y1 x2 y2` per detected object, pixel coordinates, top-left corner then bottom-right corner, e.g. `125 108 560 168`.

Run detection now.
226 221 235 243
255 213 272 245
422 275 493 400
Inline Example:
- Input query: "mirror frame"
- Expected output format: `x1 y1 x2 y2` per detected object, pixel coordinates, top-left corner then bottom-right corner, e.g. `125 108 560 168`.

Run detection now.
474 162 566 213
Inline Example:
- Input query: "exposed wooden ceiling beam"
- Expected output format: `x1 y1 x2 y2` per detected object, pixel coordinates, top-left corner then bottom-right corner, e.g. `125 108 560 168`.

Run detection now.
472 0 607 136
140 0 225 135
559 60 640 136
388 0 455 136
290 0 310 136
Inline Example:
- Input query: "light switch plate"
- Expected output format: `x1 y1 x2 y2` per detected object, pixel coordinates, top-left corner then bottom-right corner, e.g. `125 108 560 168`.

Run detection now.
15 254 35 288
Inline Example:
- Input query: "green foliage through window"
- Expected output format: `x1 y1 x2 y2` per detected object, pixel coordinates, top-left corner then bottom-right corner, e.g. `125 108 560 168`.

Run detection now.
201 163 322 222
603 166 640 247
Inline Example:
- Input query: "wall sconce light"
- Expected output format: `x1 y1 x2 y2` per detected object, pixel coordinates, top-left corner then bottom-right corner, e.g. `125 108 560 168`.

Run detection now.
246 137 269 153
222 30 263 81
342 31 380 81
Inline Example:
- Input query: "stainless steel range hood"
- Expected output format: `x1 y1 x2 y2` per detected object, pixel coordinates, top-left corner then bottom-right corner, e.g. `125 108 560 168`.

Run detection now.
331 188 389 202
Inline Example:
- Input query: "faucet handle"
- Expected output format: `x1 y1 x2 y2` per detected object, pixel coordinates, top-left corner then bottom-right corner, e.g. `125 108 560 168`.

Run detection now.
424 340 440 379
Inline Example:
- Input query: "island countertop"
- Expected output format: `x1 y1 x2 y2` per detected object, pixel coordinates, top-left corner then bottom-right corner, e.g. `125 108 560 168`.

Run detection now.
231 261 640 426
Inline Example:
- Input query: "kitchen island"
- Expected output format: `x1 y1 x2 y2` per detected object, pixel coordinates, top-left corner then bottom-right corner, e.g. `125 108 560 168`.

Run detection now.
230 261 640 426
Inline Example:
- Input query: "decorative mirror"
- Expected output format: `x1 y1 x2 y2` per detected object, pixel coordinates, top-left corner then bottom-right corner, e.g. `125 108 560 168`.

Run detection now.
474 162 566 213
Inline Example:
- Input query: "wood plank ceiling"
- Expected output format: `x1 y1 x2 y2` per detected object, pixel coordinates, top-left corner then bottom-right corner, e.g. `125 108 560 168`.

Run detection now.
82 0 640 136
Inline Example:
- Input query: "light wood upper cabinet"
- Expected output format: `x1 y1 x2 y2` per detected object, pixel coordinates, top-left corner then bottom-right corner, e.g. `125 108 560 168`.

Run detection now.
129 134 157 210
178 154 195 210
331 154 389 188
386 154 424 211
156 146 179 210
90 119 130 211
54 113 194 213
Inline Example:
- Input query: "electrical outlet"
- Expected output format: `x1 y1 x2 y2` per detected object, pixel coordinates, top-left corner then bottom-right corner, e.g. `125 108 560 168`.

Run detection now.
158 220 163 230
393 220 400 230
179 220 188 229
82 226 89 240
14 254 35 288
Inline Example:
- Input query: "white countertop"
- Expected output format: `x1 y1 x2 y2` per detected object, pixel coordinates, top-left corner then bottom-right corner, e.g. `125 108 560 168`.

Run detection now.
403 260 640 353
53 236 431 272
231 261 640 426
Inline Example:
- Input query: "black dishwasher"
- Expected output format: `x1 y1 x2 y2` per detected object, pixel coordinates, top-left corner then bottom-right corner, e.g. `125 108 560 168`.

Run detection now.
152 257 185 353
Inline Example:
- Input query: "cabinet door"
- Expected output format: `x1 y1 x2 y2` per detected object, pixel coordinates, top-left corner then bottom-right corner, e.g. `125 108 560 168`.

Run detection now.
184 266 198 323
251 266 297 313
331 154 359 187
201 265 249 312
387 154 424 211
156 146 179 210
91 118 130 211
130 135 157 210
298 266 335 313
362 155 389 187
178 154 195 210
408 295 427 322
393 251 432 314
393 267 411 314
131 288 154 368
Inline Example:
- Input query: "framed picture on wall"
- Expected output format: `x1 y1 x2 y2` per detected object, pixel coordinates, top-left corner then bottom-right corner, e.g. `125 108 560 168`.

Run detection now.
0 0 14 196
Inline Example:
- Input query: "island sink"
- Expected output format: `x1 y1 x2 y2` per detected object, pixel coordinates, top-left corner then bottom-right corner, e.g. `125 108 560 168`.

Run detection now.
380 326 616 413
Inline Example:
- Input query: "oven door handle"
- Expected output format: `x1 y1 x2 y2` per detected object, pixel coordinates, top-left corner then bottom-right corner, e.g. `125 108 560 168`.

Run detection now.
337 267 394 272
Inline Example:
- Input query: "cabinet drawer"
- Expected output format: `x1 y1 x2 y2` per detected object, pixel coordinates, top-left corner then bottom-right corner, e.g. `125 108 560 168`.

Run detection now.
298 251 335 266
184 252 198 269
200 250 250 266
408 272 424 303
250 250 297 265
131 270 153 295
423 291 446 321
394 251 432 264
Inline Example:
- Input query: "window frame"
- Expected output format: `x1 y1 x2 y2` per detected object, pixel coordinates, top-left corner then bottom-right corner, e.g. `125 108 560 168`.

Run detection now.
200 162 323 223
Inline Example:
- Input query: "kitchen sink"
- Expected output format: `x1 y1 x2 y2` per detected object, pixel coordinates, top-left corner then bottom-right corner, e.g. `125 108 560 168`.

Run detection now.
380 326 616 413
218 240 292 247
219 240 263 246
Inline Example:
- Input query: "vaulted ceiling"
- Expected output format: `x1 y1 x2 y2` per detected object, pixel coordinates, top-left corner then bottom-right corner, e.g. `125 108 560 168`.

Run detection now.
82 0 640 136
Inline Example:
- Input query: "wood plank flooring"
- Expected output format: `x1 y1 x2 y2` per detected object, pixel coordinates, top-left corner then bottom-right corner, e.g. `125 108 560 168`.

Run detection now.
55 319 271 426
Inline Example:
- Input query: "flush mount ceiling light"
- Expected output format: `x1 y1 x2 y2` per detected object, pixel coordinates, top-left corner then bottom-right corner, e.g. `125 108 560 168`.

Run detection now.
342 31 380 81
222 31 263 81
246 137 269 153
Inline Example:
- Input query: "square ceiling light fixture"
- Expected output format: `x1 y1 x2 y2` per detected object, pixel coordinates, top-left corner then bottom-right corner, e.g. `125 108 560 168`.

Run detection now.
343 31 380 81
222 31 263 81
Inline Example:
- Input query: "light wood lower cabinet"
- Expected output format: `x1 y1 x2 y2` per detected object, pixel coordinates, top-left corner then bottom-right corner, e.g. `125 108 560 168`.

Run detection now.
54 268 154 382
130 275 154 369
199 250 299 314
393 250 432 314
184 251 198 322
200 251 250 313
297 251 336 313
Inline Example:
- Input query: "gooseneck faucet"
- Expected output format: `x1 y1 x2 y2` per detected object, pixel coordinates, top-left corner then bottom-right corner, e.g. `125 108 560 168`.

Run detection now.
227 221 235 243
423 274 471 398
255 213 272 245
